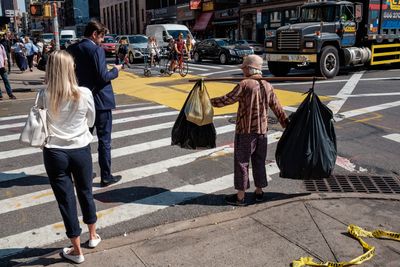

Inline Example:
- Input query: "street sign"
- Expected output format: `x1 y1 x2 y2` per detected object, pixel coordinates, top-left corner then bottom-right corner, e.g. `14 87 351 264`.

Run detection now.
5 10 15 17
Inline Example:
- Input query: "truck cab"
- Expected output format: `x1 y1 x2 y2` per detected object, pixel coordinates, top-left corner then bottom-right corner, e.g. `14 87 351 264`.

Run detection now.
265 1 370 78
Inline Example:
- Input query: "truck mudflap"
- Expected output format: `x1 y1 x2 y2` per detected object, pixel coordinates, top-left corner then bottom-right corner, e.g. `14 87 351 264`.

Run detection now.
266 53 317 63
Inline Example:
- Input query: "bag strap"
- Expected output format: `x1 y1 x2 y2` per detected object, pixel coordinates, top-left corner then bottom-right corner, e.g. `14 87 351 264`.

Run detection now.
37 89 49 139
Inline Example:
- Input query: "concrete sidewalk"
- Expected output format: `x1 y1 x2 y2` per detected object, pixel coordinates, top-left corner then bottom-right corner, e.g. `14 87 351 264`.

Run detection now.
19 193 400 267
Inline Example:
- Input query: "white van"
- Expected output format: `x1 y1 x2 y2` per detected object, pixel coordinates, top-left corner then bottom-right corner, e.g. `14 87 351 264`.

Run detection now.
146 24 194 48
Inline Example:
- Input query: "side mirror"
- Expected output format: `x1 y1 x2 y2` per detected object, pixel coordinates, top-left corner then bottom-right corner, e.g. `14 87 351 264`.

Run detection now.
355 4 363 23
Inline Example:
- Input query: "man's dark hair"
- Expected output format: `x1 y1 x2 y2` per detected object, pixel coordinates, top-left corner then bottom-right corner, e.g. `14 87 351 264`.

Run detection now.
84 20 108 37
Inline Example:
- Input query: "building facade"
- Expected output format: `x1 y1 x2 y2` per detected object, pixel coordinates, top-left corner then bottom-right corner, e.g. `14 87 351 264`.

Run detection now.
99 0 146 35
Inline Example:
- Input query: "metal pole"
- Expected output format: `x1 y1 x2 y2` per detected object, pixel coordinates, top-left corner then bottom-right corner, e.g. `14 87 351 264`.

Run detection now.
52 2 60 50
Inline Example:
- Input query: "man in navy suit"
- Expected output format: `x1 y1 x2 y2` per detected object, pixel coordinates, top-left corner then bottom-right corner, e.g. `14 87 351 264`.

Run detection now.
67 20 122 187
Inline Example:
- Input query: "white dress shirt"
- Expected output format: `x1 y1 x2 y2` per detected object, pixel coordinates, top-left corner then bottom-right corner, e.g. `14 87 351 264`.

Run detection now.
41 86 95 149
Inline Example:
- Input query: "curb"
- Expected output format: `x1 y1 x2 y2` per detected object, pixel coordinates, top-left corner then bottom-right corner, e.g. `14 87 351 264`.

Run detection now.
17 192 400 266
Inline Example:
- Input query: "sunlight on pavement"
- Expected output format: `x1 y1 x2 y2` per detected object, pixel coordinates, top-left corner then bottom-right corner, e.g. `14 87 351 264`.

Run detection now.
112 71 330 115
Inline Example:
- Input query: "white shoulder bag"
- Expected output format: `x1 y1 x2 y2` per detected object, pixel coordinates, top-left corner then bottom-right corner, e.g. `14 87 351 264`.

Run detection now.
19 90 49 148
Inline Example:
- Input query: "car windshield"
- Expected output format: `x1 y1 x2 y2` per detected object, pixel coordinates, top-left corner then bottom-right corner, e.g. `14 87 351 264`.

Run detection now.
41 34 54 39
103 37 115 43
215 39 231 46
61 35 73 39
167 30 190 39
128 36 148 43
301 5 336 22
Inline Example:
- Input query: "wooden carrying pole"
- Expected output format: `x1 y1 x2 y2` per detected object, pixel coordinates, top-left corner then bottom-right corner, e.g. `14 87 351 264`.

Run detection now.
188 77 326 82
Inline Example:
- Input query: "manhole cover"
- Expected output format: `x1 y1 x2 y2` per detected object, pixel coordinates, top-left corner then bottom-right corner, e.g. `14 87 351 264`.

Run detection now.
304 175 400 194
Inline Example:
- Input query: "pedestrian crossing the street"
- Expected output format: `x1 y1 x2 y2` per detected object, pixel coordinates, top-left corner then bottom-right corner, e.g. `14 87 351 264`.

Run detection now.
0 101 359 263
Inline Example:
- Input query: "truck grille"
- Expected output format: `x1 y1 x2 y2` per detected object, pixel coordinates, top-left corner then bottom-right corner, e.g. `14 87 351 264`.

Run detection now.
277 31 301 50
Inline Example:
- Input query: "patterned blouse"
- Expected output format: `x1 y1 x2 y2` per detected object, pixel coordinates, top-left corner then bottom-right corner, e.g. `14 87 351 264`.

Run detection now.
210 76 288 134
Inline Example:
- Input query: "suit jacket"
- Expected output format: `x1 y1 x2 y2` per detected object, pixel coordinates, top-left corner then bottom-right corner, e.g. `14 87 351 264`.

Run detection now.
67 39 119 110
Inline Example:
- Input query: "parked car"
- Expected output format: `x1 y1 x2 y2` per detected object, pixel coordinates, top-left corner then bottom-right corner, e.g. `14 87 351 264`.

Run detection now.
236 40 264 55
107 33 118 39
116 35 148 63
101 36 117 56
193 38 254 64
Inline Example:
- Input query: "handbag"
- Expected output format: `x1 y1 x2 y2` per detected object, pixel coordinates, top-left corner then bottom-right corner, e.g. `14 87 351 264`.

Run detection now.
184 80 214 126
19 90 49 148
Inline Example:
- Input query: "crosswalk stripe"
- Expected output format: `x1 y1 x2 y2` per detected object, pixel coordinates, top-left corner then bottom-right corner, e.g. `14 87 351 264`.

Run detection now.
0 131 283 216
191 64 224 70
0 124 236 182
0 121 174 160
383 134 400 143
0 103 152 123
0 161 280 258
336 100 400 122
0 105 170 130
187 65 211 71
199 69 241 77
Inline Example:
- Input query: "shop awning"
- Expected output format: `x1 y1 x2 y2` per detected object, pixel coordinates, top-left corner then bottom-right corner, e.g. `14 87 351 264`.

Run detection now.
193 12 213 31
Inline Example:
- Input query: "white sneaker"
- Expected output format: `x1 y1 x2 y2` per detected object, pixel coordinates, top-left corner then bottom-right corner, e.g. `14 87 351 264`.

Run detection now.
62 248 85 264
88 234 102 248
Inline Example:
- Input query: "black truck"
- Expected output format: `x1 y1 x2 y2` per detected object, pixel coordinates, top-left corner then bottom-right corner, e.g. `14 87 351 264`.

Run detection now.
265 0 400 78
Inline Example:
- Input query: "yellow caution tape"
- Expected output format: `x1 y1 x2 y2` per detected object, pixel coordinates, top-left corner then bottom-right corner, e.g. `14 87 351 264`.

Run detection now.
292 224 400 267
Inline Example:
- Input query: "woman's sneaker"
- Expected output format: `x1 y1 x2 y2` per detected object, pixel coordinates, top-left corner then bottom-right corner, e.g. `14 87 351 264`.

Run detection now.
225 194 246 206
61 248 84 264
88 234 102 248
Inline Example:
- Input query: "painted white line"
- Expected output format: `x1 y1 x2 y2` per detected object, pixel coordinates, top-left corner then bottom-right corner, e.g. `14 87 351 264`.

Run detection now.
336 100 400 122
0 103 152 123
0 121 174 160
327 71 364 114
0 132 282 215
383 133 400 143
0 162 280 258
0 105 172 130
0 124 236 182
186 65 211 71
199 69 241 77
112 111 178 125
191 64 224 70
329 92 400 98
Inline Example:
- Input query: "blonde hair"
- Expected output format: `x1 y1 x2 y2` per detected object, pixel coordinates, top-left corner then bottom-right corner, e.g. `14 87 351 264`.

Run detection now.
45 50 80 116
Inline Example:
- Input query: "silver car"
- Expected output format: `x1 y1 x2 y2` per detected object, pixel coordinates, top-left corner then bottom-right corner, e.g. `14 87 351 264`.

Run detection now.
116 35 148 63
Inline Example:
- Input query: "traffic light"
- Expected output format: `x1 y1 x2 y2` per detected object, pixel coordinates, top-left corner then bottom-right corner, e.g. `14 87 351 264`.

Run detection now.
43 4 52 18
30 4 43 17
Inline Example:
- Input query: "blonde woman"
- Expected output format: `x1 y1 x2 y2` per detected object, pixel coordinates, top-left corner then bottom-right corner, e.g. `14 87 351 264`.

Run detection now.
39 50 100 264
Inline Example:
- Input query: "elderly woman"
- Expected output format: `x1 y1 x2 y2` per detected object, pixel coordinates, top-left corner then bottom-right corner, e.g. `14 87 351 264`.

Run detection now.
210 55 289 206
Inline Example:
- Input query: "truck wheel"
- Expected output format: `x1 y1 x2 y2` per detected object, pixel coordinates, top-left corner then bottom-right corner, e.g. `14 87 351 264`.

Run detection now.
318 46 339 78
267 61 291 76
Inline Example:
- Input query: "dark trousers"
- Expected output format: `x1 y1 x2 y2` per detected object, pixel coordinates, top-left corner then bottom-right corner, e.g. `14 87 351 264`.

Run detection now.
0 67 13 97
234 133 268 191
27 54 35 69
43 145 97 238
90 109 113 182
5 52 11 73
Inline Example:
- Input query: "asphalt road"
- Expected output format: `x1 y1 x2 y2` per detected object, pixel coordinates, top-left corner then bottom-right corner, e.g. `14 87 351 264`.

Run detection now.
0 60 399 265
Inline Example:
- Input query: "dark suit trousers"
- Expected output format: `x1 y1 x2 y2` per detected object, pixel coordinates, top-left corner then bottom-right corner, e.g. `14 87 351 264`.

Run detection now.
91 109 113 182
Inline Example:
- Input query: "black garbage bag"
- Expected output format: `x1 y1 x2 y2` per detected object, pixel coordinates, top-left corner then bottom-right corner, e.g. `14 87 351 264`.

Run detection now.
171 80 216 149
275 87 337 179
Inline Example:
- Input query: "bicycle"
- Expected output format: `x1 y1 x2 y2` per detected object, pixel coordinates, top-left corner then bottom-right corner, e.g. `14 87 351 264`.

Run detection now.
165 51 189 77
143 48 169 77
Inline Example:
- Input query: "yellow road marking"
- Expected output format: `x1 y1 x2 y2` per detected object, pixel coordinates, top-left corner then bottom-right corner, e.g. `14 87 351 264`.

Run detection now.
113 71 330 115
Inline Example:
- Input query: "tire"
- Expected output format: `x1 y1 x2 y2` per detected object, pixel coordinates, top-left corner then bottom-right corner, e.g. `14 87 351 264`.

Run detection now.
219 53 228 64
179 59 189 77
267 61 291 76
318 45 339 78
165 59 173 76
144 69 151 77
194 52 201 63
129 52 135 64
